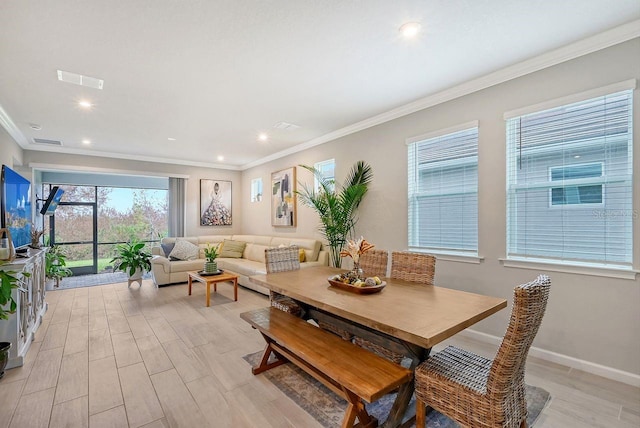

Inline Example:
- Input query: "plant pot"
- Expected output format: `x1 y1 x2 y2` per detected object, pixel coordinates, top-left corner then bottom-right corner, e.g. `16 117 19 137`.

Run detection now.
0 342 11 379
129 268 143 281
203 261 218 273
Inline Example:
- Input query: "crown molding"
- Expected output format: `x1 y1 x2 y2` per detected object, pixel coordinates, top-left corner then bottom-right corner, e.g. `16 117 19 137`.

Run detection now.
0 104 28 147
22 144 242 171
241 19 640 170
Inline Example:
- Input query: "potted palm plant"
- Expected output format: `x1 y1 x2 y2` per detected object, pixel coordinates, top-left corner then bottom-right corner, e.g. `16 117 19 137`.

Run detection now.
296 160 373 268
203 244 219 273
110 240 152 281
45 245 72 289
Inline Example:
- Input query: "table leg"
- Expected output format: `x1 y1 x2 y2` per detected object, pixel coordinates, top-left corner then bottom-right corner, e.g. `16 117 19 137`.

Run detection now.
206 283 211 307
188 276 192 295
214 282 217 292
233 278 238 301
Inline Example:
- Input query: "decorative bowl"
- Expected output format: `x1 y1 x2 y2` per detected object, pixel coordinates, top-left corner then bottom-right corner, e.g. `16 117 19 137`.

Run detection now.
327 277 386 294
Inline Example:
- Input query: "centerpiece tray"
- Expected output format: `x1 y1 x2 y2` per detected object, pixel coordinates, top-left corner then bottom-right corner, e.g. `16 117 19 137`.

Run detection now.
327 277 386 294
197 269 224 276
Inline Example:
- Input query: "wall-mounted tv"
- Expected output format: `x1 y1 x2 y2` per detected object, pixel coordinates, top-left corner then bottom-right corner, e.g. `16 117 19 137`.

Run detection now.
40 186 65 216
0 165 32 250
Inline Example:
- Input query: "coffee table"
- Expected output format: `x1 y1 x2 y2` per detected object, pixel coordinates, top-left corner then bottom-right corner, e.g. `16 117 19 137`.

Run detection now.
187 271 238 307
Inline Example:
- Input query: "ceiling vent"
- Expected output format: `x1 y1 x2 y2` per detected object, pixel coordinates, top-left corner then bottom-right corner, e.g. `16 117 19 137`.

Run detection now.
33 138 63 146
57 70 104 90
273 121 301 131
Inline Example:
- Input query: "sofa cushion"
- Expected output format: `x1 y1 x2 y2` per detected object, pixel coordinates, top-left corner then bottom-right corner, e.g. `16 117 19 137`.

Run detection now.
219 239 246 258
169 239 200 261
167 258 203 273
160 242 175 257
244 243 270 263
217 258 266 277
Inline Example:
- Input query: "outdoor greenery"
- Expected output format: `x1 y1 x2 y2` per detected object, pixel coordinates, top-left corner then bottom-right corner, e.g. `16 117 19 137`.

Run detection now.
47 185 167 270
296 161 373 268
45 245 73 287
110 241 152 277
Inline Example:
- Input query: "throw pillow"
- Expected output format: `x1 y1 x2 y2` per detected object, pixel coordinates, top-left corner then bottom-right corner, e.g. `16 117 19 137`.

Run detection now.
160 242 175 258
299 248 306 263
219 239 247 258
169 239 200 261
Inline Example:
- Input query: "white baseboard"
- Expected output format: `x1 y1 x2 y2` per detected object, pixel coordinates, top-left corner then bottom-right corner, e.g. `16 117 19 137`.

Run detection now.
458 329 640 388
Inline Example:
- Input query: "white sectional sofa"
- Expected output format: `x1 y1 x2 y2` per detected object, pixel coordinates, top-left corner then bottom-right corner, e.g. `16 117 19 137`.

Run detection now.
150 234 328 294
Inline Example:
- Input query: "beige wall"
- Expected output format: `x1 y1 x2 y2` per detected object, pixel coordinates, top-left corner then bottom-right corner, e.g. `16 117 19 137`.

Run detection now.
0 126 23 167
241 39 640 375
22 151 243 237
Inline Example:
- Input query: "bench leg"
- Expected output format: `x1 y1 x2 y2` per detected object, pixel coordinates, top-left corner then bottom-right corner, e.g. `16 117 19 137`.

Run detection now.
341 388 376 428
252 337 288 375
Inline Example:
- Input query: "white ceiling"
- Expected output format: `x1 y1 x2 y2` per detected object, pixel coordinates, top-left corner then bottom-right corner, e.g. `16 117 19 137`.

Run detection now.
1 1 639 170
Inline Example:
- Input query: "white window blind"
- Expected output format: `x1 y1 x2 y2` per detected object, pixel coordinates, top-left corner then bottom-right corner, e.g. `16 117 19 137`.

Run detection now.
408 126 478 255
506 90 633 269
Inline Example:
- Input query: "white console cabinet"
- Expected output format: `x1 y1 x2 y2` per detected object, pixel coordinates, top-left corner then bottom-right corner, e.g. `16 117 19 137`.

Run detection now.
0 249 47 369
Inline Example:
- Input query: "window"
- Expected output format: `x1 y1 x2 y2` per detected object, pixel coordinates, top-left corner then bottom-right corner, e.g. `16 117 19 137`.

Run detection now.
549 163 603 206
408 123 478 256
314 159 335 192
251 178 263 202
506 88 633 268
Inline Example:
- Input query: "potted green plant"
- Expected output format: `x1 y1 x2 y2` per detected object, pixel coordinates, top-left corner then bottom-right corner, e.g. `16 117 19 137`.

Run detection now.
296 160 373 268
45 245 72 288
203 244 219 273
110 240 152 280
1 261 26 378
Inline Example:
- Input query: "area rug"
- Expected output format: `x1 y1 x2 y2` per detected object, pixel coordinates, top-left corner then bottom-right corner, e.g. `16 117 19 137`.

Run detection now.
57 272 153 289
243 351 551 427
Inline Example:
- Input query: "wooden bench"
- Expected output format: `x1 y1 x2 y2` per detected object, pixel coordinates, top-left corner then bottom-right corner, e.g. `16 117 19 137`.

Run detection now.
240 307 413 428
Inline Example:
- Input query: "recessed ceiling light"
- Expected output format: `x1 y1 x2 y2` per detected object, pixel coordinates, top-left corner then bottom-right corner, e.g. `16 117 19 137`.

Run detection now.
29 123 42 130
217 155 224 161
82 139 91 145
399 22 421 39
167 137 176 141
574 155 581 159
258 133 268 141
78 100 93 109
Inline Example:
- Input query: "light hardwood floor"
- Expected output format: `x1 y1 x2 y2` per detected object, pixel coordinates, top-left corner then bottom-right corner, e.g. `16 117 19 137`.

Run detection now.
0 280 638 427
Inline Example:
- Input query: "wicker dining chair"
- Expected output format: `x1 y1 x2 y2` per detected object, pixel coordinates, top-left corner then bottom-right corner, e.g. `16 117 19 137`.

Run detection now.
265 246 303 317
353 251 437 362
390 251 436 285
358 249 389 278
415 274 551 428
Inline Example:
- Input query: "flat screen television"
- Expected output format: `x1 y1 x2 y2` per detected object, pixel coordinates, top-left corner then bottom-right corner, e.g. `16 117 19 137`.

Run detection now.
40 186 65 215
0 165 32 250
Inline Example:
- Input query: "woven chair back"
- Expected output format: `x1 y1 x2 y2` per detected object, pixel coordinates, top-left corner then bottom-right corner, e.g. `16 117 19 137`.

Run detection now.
390 252 436 285
487 274 551 398
359 249 388 278
265 246 300 273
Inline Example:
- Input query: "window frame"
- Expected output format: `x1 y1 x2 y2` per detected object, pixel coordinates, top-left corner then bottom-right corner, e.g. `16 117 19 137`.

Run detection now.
547 162 605 208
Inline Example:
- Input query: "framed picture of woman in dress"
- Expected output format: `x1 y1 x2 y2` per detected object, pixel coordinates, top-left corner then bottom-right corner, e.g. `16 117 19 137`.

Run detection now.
200 180 232 226
271 167 296 227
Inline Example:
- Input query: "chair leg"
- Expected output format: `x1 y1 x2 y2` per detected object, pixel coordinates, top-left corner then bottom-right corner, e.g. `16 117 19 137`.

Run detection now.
415 398 426 428
520 418 527 428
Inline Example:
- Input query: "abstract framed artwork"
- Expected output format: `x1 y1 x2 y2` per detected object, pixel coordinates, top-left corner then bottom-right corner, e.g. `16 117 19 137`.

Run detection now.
271 167 296 227
200 179 232 226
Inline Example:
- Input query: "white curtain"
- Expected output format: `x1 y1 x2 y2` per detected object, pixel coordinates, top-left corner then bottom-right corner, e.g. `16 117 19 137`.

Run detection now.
168 177 185 237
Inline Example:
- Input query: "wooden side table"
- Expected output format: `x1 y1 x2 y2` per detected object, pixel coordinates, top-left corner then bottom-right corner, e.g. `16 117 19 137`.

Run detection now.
188 271 238 307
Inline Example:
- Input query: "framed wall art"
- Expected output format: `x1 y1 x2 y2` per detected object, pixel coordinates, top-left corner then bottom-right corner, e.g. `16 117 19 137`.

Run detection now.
200 179 232 226
271 167 296 227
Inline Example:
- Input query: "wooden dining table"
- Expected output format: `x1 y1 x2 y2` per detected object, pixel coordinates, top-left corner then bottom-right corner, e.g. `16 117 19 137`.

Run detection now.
250 266 507 428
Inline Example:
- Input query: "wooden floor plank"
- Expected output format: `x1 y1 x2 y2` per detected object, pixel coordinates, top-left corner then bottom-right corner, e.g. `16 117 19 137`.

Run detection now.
88 405 129 428
89 328 115 361
54 351 89 404
119 362 165 428
22 347 64 395
150 369 209 428
0 379 25 428
9 387 55 428
89 355 123 415
49 395 89 428
135 335 174 376
112 331 143 368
